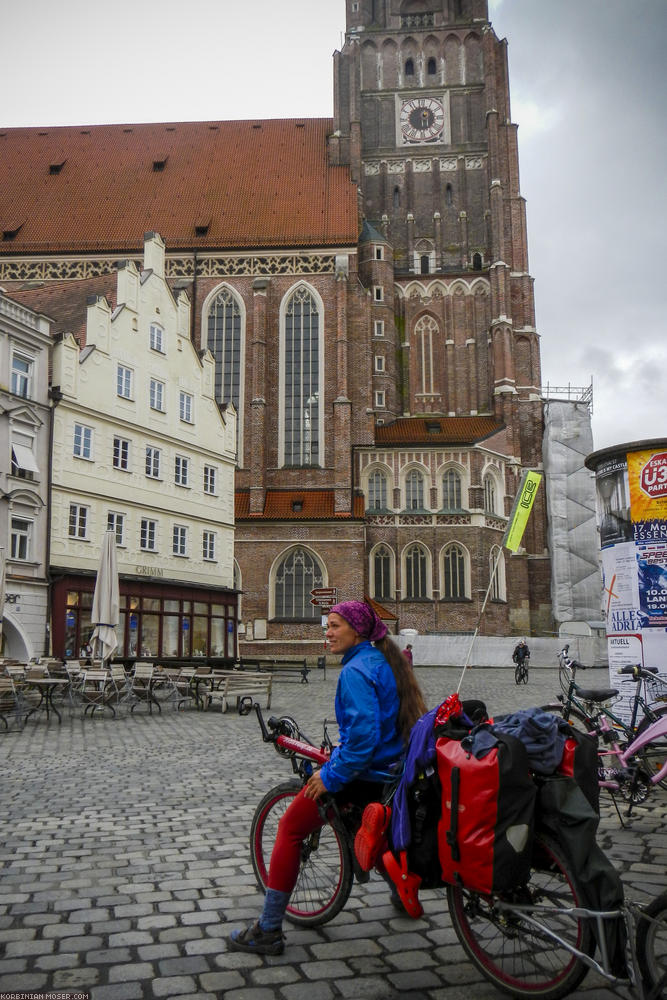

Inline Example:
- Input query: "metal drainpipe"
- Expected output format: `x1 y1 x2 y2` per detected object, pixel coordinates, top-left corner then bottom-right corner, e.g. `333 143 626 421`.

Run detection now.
44 387 60 655
190 251 198 346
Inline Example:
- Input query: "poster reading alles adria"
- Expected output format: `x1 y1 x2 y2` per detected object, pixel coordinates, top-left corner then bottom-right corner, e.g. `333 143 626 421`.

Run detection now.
586 441 667 722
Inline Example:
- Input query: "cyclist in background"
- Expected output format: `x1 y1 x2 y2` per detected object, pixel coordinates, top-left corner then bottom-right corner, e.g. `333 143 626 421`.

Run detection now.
228 599 426 956
513 639 530 666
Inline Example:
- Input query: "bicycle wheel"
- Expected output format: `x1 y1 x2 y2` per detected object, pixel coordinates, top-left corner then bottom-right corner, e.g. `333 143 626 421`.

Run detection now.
637 891 667 1000
447 832 594 1000
539 702 589 729
250 780 354 927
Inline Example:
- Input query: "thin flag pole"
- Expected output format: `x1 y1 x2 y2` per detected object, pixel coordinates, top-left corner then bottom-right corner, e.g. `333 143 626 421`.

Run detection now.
456 471 543 695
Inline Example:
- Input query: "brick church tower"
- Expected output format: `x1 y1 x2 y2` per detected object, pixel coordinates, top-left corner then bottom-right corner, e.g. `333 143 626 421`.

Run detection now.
329 0 550 636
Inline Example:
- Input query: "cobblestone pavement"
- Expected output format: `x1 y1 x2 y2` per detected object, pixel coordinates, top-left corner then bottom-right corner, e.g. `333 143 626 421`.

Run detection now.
0 663 665 1000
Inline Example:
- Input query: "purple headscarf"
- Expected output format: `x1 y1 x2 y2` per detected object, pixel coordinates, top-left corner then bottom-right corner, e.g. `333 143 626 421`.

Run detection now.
328 600 388 642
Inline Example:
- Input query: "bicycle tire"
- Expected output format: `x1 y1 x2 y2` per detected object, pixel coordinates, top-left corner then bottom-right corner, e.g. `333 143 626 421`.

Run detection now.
446 832 595 1000
637 890 667 1000
249 779 354 927
539 702 589 729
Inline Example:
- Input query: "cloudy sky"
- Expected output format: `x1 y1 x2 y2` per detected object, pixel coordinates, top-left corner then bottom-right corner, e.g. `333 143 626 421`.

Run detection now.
2 0 665 452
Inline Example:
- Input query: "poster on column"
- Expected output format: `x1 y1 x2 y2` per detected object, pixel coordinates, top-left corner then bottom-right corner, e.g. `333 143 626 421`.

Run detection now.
587 442 667 724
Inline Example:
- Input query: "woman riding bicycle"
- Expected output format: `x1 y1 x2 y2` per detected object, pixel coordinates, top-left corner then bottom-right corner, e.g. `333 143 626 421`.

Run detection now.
228 599 426 955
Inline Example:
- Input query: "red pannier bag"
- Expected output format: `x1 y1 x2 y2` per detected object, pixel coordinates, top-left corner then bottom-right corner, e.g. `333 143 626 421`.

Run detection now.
557 728 600 814
436 729 536 895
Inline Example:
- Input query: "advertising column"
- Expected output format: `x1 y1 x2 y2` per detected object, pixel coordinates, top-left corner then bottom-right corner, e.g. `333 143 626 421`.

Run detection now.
586 439 667 722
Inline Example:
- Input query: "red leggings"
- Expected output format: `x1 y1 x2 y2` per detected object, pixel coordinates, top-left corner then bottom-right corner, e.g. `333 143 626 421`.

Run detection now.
268 781 382 893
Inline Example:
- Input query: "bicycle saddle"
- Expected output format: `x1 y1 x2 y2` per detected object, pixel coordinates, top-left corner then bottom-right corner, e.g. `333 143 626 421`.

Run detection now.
573 683 618 702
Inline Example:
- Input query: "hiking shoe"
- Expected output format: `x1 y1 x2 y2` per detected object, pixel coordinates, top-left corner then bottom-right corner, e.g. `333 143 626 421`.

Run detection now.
228 920 285 956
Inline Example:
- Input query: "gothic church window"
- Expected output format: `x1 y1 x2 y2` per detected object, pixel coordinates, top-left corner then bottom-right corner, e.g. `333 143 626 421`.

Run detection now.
282 286 321 466
483 472 499 514
427 57 437 75
405 543 429 599
372 544 393 601
420 255 430 275
489 545 506 601
405 58 415 76
442 543 467 599
274 547 324 620
472 252 482 270
207 286 243 455
406 468 425 510
446 183 453 206
368 468 388 510
442 468 462 509
415 315 438 396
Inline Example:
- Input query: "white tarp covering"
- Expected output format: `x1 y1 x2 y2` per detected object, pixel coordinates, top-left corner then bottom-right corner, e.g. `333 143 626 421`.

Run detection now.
543 400 602 625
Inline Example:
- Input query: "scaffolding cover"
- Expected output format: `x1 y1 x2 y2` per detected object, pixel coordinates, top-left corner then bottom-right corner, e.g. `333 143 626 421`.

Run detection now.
543 401 602 624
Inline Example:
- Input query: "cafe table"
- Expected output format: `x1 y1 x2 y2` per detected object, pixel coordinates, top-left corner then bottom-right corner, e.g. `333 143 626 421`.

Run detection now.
23 677 69 724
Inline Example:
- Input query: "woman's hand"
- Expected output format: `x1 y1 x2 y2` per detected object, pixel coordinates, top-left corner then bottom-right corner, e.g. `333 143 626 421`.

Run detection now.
304 771 327 801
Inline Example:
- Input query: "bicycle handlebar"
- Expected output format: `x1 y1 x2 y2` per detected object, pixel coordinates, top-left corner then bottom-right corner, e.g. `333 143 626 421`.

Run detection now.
239 697 331 766
617 664 659 679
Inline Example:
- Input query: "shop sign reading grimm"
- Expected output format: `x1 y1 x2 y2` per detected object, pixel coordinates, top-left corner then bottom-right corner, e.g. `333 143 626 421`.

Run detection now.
586 440 667 722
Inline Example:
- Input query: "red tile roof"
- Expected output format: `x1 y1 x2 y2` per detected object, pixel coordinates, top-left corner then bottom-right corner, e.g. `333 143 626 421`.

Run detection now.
375 415 503 446
236 490 365 520
0 119 358 254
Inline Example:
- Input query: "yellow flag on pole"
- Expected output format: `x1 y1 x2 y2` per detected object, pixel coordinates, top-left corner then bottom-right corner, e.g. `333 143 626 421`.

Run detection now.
503 471 542 552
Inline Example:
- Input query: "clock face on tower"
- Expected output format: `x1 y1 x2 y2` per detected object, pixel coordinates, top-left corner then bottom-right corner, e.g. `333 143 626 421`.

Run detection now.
399 96 445 143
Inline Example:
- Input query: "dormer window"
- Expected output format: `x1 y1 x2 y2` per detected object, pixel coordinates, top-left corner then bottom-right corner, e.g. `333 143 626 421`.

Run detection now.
195 223 209 237
292 500 303 513
49 161 66 175
152 157 167 171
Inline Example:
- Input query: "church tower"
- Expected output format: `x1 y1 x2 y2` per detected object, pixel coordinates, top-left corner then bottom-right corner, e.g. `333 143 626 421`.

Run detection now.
331 0 551 635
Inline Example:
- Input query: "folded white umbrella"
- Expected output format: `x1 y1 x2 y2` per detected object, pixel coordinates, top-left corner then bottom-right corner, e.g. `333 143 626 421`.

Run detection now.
90 530 120 664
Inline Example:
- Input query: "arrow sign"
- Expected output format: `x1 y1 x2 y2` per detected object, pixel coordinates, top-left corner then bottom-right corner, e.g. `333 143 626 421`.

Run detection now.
310 587 337 599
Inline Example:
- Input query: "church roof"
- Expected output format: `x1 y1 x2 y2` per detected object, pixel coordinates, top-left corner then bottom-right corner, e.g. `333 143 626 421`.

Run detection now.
236 490 365 520
375 415 504 445
0 119 358 254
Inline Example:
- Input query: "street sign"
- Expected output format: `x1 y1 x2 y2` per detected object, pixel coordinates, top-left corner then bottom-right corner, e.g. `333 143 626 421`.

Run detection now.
310 587 337 608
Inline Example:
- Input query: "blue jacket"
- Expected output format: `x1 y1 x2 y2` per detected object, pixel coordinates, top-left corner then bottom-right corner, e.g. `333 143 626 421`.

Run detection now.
319 641 403 793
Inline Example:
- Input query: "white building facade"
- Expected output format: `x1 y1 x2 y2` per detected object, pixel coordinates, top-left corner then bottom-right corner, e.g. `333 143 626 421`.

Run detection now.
49 233 238 662
0 293 53 660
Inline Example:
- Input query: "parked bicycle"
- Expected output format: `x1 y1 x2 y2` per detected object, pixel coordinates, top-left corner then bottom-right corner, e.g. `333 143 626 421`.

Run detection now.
239 698 666 999
541 646 667 808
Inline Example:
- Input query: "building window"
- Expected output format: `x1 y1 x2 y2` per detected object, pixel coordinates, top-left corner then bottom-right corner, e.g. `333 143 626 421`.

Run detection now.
112 436 130 471
207 286 243 452
375 390 386 408
373 545 393 601
374 245 384 260
145 446 161 479
73 424 93 460
405 57 415 76
203 465 217 495
11 439 39 479
483 473 498 514
172 524 188 556
490 545 506 601
373 285 384 301
442 468 462 509
140 518 157 551
415 315 437 396
10 517 32 560
179 391 193 423
68 504 88 539
117 364 133 399
420 255 430 275
374 355 385 373
446 183 453 206
11 352 33 398
427 56 437 75
374 320 385 338
406 469 425 510
283 286 321 466
405 544 428 599
274 547 324 620
107 511 125 546
368 469 388 511
174 455 189 486
149 323 164 353
149 378 165 412
472 252 483 270
443 543 466 599
203 530 216 561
